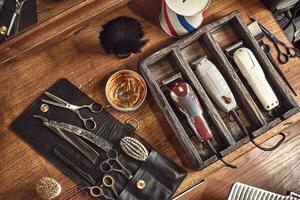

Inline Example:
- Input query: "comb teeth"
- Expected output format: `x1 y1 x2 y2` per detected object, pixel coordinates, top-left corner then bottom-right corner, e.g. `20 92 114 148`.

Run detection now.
228 182 297 200
247 21 264 38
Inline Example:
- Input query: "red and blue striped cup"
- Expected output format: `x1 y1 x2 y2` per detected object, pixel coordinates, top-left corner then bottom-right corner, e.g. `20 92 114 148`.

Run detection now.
160 0 210 37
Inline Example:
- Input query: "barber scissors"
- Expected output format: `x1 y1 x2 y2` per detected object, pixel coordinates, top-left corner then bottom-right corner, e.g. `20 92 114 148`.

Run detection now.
42 92 104 130
75 185 115 200
7 0 27 37
100 149 133 180
257 21 300 64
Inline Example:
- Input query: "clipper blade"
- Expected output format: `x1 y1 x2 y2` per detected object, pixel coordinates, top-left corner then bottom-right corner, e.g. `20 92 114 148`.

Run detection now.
225 41 244 58
162 72 183 87
191 56 207 67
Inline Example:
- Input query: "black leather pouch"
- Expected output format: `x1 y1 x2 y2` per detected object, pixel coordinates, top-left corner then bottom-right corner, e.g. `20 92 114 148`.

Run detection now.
11 78 186 200
118 150 185 200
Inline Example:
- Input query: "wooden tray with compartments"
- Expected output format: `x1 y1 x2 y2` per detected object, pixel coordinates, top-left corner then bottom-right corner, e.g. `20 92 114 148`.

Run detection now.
139 11 300 169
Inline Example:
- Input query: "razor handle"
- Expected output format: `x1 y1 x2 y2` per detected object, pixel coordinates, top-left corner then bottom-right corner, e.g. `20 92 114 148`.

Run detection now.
169 81 213 141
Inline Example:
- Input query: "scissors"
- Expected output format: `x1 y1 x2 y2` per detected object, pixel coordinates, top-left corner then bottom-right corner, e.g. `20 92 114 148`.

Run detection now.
74 185 114 200
101 175 118 197
257 20 300 64
100 149 133 180
7 0 27 37
41 92 104 130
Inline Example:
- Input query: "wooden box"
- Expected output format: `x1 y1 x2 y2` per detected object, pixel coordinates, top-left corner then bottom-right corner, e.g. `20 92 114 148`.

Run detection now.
139 11 300 169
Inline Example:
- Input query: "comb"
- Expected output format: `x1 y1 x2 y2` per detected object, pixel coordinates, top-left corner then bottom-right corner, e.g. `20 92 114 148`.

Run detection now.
228 182 299 200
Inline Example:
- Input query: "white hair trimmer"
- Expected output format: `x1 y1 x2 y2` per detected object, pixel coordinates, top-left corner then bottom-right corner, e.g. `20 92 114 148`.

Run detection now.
233 47 279 111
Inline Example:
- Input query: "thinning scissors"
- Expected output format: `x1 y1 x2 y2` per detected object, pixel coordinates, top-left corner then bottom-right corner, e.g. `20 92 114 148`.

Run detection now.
100 149 133 180
7 0 27 37
42 92 104 130
257 21 300 64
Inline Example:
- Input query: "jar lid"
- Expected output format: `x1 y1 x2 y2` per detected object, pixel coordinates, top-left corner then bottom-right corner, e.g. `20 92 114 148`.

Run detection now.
165 0 211 16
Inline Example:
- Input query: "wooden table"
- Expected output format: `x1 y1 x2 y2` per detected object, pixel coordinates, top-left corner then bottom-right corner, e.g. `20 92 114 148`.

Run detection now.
0 0 299 199
37 0 84 22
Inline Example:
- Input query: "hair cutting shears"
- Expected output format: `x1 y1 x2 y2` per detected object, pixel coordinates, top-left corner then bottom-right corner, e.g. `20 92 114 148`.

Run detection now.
257 20 300 64
99 149 133 180
7 0 27 37
41 92 104 130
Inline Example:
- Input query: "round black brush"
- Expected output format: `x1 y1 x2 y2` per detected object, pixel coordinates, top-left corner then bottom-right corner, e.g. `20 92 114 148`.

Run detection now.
99 16 148 58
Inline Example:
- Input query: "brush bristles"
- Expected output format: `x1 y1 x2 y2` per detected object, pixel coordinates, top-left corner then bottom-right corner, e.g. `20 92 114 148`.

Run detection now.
247 21 263 37
99 16 147 55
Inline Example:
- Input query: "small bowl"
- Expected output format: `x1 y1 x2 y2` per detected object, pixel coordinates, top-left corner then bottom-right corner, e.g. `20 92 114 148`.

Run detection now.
105 70 147 112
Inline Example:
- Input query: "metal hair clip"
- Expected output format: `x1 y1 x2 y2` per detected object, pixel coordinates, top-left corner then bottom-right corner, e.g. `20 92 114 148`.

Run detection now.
120 136 149 162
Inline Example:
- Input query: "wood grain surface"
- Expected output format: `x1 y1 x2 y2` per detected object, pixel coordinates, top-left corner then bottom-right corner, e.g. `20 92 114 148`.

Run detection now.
178 121 300 200
0 0 299 199
0 0 130 64
37 0 85 22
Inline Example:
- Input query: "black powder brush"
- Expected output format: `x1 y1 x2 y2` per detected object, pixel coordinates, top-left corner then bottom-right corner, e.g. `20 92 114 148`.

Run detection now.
99 16 148 58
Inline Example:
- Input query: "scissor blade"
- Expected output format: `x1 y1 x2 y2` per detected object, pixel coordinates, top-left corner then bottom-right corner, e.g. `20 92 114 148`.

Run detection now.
41 99 68 109
14 14 21 34
44 92 68 105
15 0 26 33
7 13 17 36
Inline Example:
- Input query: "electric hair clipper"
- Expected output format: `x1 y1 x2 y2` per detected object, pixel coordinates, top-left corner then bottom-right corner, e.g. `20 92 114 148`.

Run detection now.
167 80 236 168
233 47 279 110
193 57 284 151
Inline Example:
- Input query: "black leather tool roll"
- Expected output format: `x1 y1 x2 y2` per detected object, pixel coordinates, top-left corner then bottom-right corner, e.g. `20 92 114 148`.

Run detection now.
11 78 186 200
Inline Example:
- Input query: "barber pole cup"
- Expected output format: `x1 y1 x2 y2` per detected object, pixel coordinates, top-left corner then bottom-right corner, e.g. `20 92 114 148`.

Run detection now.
160 0 211 37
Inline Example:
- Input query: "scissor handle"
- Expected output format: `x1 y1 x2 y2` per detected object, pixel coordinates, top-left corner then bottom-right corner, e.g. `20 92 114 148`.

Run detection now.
83 118 97 131
90 186 103 197
275 43 289 64
102 175 118 197
103 175 115 187
88 102 104 113
74 185 102 198
277 52 289 64
107 149 133 179
286 46 299 58
107 149 118 159
100 161 112 173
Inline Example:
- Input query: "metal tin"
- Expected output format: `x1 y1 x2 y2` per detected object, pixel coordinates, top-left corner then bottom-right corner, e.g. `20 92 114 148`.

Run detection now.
105 70 147 112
